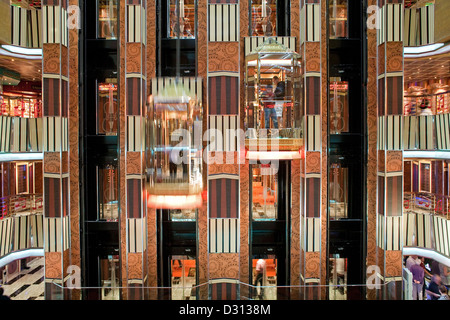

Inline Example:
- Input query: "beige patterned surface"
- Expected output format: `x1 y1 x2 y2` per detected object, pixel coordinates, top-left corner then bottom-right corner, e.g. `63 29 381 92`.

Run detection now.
209 253 240 279
208 42 240 73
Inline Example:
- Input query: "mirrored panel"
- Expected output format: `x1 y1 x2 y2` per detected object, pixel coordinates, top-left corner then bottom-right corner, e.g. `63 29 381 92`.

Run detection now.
329 0 348 39
251 0 277 36
97 79 118 135
329 163 348 220
329 78 349 134
97 165 119 221
169 0 196 39
252 164 278 220
98 0 118 40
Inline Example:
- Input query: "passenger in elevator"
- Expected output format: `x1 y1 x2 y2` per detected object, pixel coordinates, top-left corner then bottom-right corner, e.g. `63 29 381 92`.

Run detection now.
254 259 266 299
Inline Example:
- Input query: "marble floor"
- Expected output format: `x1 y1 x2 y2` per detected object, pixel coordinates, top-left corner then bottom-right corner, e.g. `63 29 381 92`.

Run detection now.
1 258 44 300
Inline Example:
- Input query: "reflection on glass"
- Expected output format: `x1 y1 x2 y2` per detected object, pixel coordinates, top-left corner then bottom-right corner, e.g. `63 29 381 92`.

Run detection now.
329 78 349 134
98 165 118 221
97 80 118 135
16 163 28 194
328 255 347 300
329 0 348 39
169 0 195 38
252 257 277 300
170 208 196 221
329 163 348 220
148 83 202 196
245 38 302 140
251 0 277 36
171 257 196 300
252 165 277 220
420 162 431 193
100 255 120 300
98 0 117 39
0 95 42 118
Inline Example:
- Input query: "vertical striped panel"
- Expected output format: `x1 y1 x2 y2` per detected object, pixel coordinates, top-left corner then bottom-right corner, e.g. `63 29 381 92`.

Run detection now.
43 117 68 152
304 4 320 42
30 214 44 248
403 116 417 150
151 77 202 105
63 215 70 251
12 117 28 152
0 116 12 152
208 178 239 218
244 37 296 56
208 115 239 152
43 5 61 44
305 76 321 115
28 9 42 48
436 113 450 150
386 216 401 251
208 76 239 115
418 5 434 46
380 4 403 44
417 115 434 150
0 218 13 257
306 115 321 152
305 217 320 252
385 115 402 150
404 8 417 47
305 177 320 218
127 4 146 43
128 218 144 253
210 282 239 300
127 179 142 219
208 219 239 253
386 175 402 216
403 213 416 247
377 214 385 249
28 117 43 152
208 4 239 42
127 116 144 152
44 217 62 252
11 6 28 47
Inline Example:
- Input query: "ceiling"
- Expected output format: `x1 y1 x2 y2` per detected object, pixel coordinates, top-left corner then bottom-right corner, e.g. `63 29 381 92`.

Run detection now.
0 55 41 82
404 51 450 84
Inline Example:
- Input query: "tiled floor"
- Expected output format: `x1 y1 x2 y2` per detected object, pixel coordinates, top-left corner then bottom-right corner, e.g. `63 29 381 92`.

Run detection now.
1 258 44 300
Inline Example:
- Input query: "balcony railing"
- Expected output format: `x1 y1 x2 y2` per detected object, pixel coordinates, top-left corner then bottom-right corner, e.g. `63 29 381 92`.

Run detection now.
0 193 43 219
404 191 450 219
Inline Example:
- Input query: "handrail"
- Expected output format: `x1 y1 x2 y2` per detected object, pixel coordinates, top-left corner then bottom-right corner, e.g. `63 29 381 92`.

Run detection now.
404 191 449 219
0 193 43 219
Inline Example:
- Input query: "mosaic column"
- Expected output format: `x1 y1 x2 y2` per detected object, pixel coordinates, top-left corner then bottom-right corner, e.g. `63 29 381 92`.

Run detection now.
376 0 404 300
366 0 379 301
120 0 148 300
299 0 325 300
42 0 71 300
206 0 241 299
68 0 81 300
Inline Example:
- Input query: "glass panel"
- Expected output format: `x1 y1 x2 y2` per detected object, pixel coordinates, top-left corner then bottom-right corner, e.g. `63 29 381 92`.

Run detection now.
252 165 278 220
97 80 118 135
329 0 348 39
252 257 277 300
420 162 431 193
98 0 118 40
171 256 197 300
328 255 348 300
97 165 119 221
251 0 277 36
0 95 42 118
329 78 349 134
100 255 120 300
245 49 301 140
169 0 196 39
16 164 28 194
329 163 348 220
170 208 196 221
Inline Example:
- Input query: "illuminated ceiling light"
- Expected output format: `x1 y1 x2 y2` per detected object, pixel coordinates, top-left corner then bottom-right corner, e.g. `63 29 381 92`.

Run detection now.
0 45 42 60
404 43 444 54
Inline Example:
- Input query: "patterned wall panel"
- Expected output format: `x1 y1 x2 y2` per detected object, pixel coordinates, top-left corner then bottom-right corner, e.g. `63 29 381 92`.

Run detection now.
208 115 239 152
43 117 68 152
385 216 402 251
12 117 28 152
0 116 12 152
151 77 202 104
435 113 450 150
244 36 296 56
208 178 239 218
209 218 239 253
42 5 68 46
404 8 417 47
417 4 434 46
403 115 417 150
11 5 28 47
127 4 146 43
208 4 239 42
300 3 321 44
378 4 403 45
208 76 239 115
378 115 402 150
305 115 321 151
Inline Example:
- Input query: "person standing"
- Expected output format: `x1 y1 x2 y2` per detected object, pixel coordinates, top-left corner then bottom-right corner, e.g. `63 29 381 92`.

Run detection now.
254 259 266 299
410 260 424 300
406 255 419 271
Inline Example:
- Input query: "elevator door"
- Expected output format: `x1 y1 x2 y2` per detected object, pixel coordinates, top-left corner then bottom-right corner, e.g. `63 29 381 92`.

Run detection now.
170 256 197 300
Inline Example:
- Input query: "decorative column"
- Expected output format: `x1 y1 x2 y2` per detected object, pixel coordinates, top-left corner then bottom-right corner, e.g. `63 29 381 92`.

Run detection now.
42 0 71 300
120 0 148 300
299 0 326 300
206 0 241 299
68 0 81 300
376 0 404 300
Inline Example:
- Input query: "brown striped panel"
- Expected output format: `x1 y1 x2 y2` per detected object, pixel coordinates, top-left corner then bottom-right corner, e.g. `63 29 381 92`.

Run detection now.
404 161 412 192
210 282 238 300
305 76 320 115
127 0 142 4
386 76 403 115
208 76 239 115
43 0 60 6
305 177 320 218
378 176 385 216
62 177 69 217
209 179 239 218
43 78 61 117
126 77 142 116
386 175 402 217
378 77 385 117
61 79 68 117
127 283 143 300
44 177 61 218
127 179 142 219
